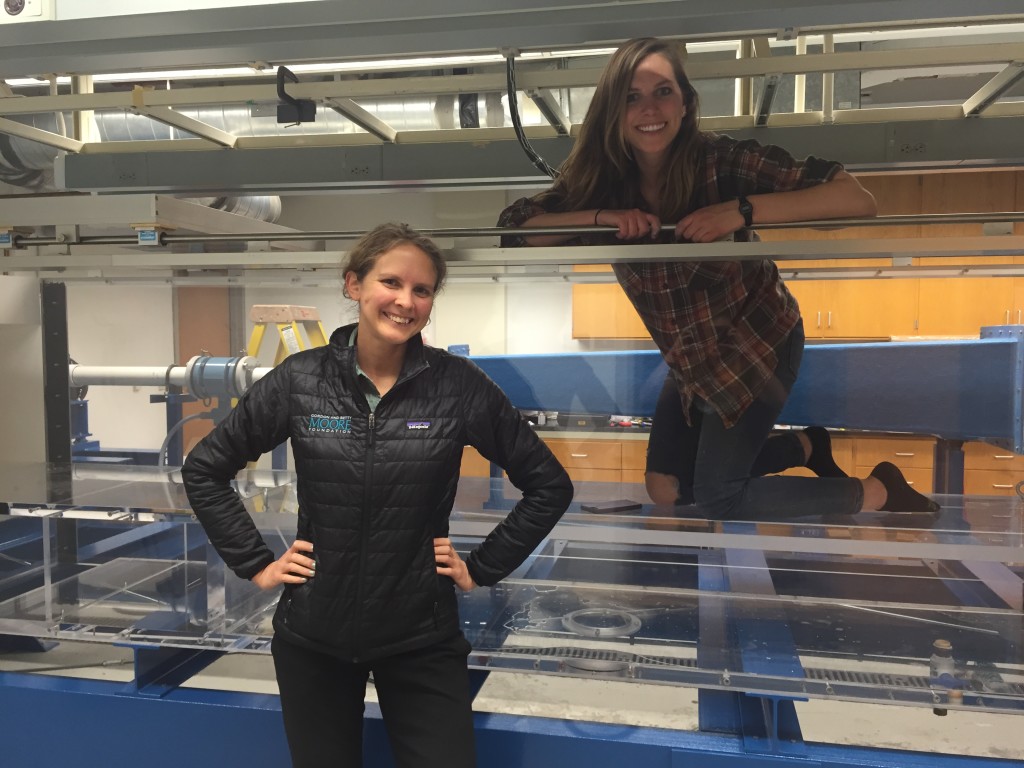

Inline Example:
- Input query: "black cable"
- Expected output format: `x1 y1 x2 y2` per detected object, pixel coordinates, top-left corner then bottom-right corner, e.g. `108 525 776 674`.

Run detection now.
505 55 557 179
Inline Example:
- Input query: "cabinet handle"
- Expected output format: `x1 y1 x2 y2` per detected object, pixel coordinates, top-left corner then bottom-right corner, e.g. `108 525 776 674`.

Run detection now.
992 484 1014 489
827 311 832 329
1018 309 1022 325
570 453 589 458
816 311 821 328
894 452 915 457
994 455 1015 460
1005 310 1010 324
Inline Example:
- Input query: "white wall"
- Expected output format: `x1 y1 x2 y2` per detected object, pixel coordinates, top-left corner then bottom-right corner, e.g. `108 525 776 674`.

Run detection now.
66 284 175 451
51 187 641 451
0 276 45 464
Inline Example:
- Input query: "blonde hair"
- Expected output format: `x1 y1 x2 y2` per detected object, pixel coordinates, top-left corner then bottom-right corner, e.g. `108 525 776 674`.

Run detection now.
536 37 703 221
341 222 447 298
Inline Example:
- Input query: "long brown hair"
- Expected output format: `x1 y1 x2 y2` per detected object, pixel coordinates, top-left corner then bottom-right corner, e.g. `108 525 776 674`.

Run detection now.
536 37 703 221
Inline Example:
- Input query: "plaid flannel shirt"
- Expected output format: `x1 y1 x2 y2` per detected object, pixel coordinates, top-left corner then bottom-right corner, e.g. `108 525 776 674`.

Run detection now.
498 134 841 427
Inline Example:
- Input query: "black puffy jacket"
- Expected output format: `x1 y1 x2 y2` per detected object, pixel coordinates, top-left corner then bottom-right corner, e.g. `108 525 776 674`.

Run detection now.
182 324 573 662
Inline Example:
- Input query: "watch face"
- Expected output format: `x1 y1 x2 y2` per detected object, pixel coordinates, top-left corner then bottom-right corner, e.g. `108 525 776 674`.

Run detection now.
4 0 26 15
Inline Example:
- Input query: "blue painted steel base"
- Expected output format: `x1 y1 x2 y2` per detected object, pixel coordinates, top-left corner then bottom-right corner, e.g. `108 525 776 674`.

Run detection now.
0 669 1018 768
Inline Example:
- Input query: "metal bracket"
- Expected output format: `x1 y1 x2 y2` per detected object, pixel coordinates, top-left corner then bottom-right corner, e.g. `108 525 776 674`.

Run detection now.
120 640 224 698
277 66 316 125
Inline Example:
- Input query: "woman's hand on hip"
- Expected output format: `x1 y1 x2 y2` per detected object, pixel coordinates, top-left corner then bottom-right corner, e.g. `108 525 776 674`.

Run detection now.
251 539 316 590
435 537 476 591
675 201 745 243
597 208 661 240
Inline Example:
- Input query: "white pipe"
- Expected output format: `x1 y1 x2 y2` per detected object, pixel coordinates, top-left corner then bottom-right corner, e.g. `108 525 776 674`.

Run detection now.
72 465 293 487
69 364 187 388
69 363 273 390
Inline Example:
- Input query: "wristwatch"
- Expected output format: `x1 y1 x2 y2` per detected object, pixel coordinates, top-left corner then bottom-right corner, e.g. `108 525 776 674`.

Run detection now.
737 195 754 228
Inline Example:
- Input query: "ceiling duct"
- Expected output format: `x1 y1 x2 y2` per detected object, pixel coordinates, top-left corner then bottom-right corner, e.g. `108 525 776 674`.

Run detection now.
1 110 283 223
2 90 499 203
0 112 64 190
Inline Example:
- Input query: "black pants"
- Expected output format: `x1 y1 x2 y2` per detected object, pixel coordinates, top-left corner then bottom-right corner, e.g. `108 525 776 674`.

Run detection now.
271 633 476 768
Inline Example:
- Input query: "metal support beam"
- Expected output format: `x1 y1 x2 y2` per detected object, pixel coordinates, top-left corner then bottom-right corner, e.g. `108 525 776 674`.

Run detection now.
124 643 225 698
526 88 571 136
323 97 396 143
0 117 83 153
755 73 782 126
130 86 237 148
963 61 1024 116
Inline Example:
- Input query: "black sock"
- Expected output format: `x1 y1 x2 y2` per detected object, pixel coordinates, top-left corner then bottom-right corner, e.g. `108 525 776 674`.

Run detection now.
803 427 847 478
871 461 940 513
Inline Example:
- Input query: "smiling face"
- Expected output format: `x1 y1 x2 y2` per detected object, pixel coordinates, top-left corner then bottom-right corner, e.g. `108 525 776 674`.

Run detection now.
344 242 438 351
623 53 686 166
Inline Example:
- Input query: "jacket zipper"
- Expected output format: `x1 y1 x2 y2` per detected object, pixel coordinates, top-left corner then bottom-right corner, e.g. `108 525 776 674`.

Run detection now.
352 410 375 661
346 347 429 660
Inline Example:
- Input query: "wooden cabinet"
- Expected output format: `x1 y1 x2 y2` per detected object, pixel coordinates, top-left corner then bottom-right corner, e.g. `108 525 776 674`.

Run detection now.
778 433 855 477
916 172 1021 337
460 436 647 484
621 440 647 484
572 282 649 339
464 433 1024 499
798 279 919 338
572 171 1024 341
853 436 935 493
963 441 1024 496
774 175 923 339
543 438 623 482
460 446 491 478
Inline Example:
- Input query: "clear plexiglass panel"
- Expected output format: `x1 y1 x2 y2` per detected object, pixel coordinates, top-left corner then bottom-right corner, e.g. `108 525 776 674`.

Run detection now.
1 466 1020 715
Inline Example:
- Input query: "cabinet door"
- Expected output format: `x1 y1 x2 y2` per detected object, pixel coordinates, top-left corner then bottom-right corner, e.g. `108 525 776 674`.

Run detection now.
571 265 650 339
782 280 828 338
854 436 934 493
544 438 623 482
775 175 923 339
823 278 919 338
776 434 854 477
963 442 1024 496
621 439 648 484
917 172 1019 336
919 277 1014 336
460 446 491 478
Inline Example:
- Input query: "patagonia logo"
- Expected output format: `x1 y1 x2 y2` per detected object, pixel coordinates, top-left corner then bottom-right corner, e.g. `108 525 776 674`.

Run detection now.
308 413 352 434
406 420 431 430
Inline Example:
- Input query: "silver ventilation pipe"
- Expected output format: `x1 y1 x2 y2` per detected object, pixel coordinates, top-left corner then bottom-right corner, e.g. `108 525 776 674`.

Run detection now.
0 113 65 191
1 111 283 223
2 93 508 208
184 195 283 224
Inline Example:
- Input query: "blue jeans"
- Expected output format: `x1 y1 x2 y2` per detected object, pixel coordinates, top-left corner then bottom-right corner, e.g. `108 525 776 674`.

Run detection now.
647 320 863 519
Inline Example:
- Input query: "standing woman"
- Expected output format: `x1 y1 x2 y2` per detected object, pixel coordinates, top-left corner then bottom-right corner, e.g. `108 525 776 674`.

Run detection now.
182 223 573 768
499 37 938 519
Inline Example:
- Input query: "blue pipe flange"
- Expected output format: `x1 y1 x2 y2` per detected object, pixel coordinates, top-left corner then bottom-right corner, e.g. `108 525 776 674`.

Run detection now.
184 355 260 400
